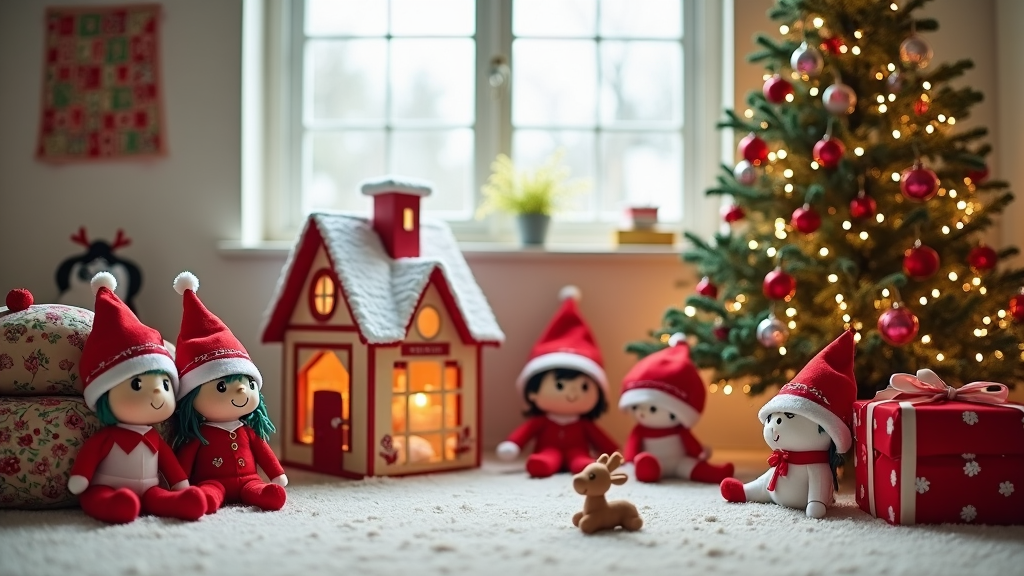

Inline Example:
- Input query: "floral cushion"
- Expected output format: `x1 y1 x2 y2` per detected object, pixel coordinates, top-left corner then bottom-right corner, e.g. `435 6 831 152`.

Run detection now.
0 396 101 509
0 304 92 396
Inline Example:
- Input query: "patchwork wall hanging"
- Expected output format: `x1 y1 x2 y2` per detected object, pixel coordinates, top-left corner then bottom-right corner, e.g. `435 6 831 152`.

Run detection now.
36 4 165 162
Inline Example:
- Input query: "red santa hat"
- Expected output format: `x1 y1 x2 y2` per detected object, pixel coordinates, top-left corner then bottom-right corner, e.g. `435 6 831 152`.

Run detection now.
173 272 263 399
515 286 607 394
79 272 178 410
757 330 857 452
618 333 705 428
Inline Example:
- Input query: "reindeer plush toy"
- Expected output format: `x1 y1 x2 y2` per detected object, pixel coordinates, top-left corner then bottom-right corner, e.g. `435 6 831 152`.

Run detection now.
571 452 643 534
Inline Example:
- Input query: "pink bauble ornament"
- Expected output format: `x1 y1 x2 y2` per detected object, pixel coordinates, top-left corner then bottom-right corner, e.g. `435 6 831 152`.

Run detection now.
899 34 933 69
878 304 919 346
696 277 719 299
1009 291 1024 322
849 193 877 220
812 136 845 169
723 205 745 223
968 245 998 272
823 82 857 115
763 75 794 104
791 41 824 77
738 133 769 166
900 161 939 201
733 160 758 186
791 204 821 234
903 243 940 280
886 71 904 93
756 314 789 348
763 267 796 300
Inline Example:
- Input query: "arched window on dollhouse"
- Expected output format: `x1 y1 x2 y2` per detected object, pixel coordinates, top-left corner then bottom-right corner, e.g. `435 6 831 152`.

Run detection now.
309 268 336 321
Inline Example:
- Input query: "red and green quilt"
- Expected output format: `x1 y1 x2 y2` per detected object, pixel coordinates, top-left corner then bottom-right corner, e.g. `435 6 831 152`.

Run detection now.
36 4 165 162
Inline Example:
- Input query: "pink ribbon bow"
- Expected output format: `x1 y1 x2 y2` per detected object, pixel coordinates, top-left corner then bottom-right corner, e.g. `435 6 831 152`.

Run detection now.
874 369 1009 406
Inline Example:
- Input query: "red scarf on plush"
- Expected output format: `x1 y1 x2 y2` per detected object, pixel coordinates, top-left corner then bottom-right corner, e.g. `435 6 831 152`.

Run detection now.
766 449 830 491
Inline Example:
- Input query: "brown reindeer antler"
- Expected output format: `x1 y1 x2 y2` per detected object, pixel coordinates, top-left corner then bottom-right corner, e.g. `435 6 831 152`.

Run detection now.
597 453 610 465
70 227 90 248
606 452 624 472
110 229 132 250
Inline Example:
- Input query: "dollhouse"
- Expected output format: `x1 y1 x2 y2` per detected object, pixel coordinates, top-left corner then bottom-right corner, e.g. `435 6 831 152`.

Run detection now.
261 177 504 478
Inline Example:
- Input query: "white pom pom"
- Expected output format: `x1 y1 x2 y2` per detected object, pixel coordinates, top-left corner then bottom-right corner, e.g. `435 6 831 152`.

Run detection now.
90 272 117 295
559 285 581 302
668 333 687 347
173 271 199 295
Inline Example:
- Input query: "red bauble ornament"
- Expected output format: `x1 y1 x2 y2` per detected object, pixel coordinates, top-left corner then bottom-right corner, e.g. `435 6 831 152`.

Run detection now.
738 133 769 166
763 267 796 300
763 75 794 104
967 165 989 184
1009 292 1024 322
713 324 731 341
900 161 939 202
791 204 821 234
878 304 919 346
968 245 998 272
696 277 719 299
913 99 929 116
903 243 940 280
724 205 745 223
812 136 845 169
849 193 877 220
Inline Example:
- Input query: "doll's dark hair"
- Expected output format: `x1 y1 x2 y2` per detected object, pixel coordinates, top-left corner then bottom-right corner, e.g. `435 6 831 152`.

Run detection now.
172 374 276 448
522 368 607 420
819 425 844 491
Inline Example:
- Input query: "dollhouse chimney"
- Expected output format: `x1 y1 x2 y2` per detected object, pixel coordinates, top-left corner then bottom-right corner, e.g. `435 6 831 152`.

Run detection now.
360 176 433 259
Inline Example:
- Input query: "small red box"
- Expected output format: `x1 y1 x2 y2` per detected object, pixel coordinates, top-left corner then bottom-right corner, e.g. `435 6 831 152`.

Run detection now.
854 397 1024 525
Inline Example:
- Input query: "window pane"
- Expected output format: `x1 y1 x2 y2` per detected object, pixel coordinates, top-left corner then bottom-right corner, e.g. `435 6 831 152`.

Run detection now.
601 41 682 126
308 131 384 212
391 0 475 36
512 129 596 217
512 40 596 127
306 0 387 36
309 40 387 123
514 0 595 37
601 132 682 221
391 39 474 124
392 129 473 214
599 0 682 38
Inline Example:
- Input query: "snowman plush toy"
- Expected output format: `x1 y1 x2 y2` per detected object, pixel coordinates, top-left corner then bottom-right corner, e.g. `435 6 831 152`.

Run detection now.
720 331 856 518
619 334 734 483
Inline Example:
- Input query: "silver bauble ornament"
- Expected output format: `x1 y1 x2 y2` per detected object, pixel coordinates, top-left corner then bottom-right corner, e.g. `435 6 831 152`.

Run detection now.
899 34 933 69
756 315 790 348
886 71 904 93
823 82 857 115
790 41 824 77
733 160 758 186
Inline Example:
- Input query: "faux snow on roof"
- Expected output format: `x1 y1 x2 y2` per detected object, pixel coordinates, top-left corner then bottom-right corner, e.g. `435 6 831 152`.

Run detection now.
262 212 504 345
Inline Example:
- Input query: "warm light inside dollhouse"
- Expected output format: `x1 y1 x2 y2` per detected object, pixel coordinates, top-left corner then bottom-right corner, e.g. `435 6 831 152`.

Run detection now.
312 272 336 317
297 351 350 449
391 361 463 464
416 306 440 339
402 208 415 232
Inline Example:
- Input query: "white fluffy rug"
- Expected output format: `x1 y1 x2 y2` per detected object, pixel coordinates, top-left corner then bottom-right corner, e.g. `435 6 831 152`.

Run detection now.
2 460 1023 576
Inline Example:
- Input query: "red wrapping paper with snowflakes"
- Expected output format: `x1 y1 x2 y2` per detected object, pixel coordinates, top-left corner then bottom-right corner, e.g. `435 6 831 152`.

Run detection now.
853 370 1024 525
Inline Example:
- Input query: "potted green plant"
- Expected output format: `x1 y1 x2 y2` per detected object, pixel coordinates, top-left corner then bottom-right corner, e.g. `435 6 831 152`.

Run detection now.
477 149 589 246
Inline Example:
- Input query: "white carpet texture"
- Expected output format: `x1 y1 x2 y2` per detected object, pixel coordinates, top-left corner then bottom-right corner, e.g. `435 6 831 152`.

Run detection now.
2 461 1023 576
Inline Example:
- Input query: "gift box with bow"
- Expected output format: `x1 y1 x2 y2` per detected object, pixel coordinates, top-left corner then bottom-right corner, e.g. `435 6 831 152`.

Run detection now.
853 369 1024 525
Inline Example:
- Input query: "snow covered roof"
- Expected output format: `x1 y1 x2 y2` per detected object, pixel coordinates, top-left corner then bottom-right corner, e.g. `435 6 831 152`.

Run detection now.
261 212 504 346
360 175 434 197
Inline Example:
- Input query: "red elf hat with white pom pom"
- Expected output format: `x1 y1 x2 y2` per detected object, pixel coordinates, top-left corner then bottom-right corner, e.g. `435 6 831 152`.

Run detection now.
618 333 705 428
79 272 178 410
757 330 857 452
515 286 607 394
173 271 263 399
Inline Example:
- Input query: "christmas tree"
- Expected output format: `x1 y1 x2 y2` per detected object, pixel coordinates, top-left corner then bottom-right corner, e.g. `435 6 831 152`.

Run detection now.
629 0 1024 398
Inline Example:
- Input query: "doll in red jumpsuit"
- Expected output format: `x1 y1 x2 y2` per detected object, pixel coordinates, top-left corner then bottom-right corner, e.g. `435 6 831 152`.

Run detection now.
67 273 206 524
170 272 287 513
495 287 619 477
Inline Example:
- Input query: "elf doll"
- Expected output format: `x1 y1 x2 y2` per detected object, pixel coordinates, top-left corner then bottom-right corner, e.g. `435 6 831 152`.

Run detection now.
619 333 734 484
495 286 619 477
68 272 207 524
720 331 855 518
170 272 287 513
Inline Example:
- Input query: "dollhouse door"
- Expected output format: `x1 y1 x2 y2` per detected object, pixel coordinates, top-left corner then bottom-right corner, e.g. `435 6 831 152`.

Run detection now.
312 390 344 473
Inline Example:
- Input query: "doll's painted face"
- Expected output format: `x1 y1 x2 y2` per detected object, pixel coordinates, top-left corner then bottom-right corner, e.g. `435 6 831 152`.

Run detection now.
193 375 260 422
762 412 832 451
107 371 176 425
628 402 678 429
528 371 600 416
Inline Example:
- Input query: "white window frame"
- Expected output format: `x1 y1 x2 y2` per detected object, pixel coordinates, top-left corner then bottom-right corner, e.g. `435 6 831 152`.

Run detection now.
244 0 727 247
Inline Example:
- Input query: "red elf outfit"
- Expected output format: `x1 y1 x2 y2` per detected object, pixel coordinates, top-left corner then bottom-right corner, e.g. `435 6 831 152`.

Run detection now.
497 287 619 477
68 273 206 524
172 273 287 512
618 334 734 484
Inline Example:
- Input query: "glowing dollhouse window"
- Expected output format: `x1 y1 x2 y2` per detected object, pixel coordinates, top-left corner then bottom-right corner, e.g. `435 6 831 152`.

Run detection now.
403 207 415 231
391 360 462 465
416 305 440 340
297 351 351 451
310 269 337 320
